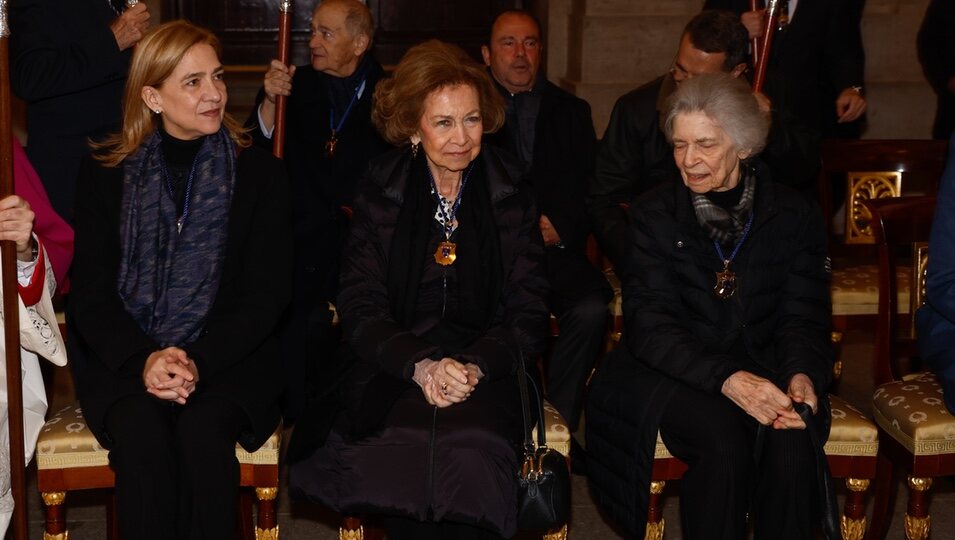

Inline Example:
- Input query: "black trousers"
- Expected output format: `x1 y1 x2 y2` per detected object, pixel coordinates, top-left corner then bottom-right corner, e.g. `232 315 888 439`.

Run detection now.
547 290 609 430
104 392 249 540
545 249 612 431
658 384 819 540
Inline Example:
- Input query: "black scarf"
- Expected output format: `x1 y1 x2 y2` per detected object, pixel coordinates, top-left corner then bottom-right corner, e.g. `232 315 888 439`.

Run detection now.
386 150 503 352
117 128 236 347
690 163 757 246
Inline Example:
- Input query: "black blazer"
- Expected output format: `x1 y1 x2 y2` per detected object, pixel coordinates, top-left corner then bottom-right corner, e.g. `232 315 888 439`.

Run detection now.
248 61 392 307
10 0 131 220
484 79 611 307
69 144 293 450
704 0 865 133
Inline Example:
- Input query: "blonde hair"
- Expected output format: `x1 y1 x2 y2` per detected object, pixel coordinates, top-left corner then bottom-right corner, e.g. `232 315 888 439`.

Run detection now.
372 40 504 146
94 20 249 167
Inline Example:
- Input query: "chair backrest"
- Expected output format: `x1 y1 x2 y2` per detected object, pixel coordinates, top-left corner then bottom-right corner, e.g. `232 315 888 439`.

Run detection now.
818 140 948 239
865 196 937 386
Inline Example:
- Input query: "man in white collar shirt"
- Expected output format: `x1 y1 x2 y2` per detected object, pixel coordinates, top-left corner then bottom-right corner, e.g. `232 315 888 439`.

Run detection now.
248 0 391 423
704 0 867 138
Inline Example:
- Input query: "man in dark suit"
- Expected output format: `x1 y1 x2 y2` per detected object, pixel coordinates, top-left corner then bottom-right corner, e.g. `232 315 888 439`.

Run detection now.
482 10 612 450
10 0 150 223
918 0 955 140
704 0 867 138
249 0 391 422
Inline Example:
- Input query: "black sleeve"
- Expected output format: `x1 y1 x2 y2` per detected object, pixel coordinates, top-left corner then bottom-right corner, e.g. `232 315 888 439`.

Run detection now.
918 0 955 95
824 0 866 93
537 98 596 251
455 192 550 380
773 203 834 393
10 0 129 102
184 151 294 380
69 158 157 374
623 204 744 393
590 97 642 272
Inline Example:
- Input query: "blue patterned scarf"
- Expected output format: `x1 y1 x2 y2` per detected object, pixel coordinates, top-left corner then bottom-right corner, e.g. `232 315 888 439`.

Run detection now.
117 128 236 347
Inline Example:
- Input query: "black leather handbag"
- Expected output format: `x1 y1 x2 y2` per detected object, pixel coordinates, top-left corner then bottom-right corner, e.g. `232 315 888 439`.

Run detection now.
516 353 571 531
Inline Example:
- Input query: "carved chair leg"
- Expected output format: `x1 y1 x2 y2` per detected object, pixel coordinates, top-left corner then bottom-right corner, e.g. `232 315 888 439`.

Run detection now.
904 476 932 540
255 487 279 539
543 523 568 540
340 516 363 540
645 481 666 540
237 489 255 540
108 491 120 540
841 478 869 540
41 491 67 540
868 447 895 540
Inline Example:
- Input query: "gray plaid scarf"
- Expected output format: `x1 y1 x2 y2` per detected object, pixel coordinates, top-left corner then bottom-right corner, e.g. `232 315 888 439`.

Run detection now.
690 164 756 246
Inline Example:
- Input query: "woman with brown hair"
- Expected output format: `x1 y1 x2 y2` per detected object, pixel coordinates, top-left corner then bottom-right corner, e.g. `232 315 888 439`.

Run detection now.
69 20 291 539
289 40 549 539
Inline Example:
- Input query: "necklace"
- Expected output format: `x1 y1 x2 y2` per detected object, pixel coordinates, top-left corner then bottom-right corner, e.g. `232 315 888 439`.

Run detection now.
325 79 366 158
712 212 754 299
427 161 475 266
159 151 199 235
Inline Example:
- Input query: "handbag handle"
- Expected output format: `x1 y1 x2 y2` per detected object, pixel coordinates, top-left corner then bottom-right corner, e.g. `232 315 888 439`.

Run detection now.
516 351 548 451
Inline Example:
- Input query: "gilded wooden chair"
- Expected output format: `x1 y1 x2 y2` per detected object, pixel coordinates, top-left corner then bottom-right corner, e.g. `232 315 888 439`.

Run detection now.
36 401 282 539
863 196 955 540
818 140 948 332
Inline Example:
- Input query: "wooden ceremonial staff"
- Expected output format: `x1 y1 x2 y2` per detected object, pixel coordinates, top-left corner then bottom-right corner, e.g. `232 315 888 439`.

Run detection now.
0 1 28 538
752 0 780 93
749 0 761 69
273 0 292 158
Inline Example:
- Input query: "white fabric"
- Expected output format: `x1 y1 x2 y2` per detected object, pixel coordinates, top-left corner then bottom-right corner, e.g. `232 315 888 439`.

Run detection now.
0 248 67 536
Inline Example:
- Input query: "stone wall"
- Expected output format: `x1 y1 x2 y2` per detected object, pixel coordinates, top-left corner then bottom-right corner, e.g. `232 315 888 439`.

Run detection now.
547 0 937 139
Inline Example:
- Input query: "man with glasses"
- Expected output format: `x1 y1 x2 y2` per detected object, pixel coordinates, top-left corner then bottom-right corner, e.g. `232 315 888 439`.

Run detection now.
589 10 816 275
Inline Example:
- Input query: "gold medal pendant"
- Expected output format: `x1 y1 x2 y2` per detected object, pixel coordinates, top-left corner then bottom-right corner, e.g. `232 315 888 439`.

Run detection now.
325 134 338 158
714 260 737 299
435 241 457 266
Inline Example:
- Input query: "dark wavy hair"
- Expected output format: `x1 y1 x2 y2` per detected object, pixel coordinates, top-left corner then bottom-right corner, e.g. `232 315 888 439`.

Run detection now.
372 40 505 146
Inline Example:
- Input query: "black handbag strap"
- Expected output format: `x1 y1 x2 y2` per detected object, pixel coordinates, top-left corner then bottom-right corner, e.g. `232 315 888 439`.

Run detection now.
516 351 547 451
794 403 840 540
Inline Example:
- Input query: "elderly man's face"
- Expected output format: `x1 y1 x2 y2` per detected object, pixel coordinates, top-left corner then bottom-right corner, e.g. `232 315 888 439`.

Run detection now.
671 34 737 85
309 3 368 77
481 13 541 94
671 111 749 194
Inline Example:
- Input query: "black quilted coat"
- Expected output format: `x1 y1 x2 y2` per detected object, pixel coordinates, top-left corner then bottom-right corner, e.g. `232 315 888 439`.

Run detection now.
586 161 833 537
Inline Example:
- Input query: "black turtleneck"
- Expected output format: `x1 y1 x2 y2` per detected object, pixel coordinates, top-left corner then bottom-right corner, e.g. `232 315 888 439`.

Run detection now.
159 128 204 215
491 73 542 173
704 175 746 211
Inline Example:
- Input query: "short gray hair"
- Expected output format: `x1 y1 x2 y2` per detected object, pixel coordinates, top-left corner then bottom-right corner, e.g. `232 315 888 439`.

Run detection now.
663 73 770 157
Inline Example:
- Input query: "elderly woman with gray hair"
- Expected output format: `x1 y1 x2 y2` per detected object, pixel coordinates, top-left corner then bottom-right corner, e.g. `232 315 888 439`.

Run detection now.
586 73 834 539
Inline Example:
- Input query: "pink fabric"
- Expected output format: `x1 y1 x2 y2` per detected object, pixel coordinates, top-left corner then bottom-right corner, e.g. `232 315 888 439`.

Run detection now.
12 139 74 293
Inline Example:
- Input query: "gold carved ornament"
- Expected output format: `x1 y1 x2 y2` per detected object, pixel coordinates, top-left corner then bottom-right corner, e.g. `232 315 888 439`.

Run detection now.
845 171 902 244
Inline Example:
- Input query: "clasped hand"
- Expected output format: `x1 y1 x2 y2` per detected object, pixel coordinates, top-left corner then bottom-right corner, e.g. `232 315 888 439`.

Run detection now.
413 357 484 408
0 195 36 261
143 346 199 405
721 371 817 430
